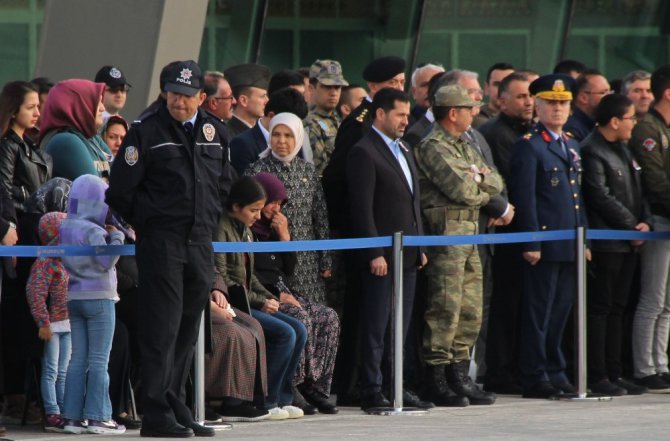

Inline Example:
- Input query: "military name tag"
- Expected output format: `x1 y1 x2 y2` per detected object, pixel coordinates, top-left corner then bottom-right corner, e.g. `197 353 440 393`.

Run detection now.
551 177 560 187
662 134 669 150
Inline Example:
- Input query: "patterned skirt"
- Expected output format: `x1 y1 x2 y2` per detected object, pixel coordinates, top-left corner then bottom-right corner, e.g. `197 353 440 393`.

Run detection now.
205 308 267 401
280 292 340 397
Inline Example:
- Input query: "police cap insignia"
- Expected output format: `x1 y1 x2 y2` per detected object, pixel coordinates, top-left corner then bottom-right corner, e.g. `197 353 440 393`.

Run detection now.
124 146 139 166
643 138 657 151
203 123 216 142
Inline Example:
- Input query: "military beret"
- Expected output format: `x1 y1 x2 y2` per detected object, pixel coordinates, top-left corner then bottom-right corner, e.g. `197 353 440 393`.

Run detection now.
224 63 271 91
529 74 575 101
362 56 406 83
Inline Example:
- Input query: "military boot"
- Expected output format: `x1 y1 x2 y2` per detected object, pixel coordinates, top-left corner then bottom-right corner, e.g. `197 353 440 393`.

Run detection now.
423 365 469 407
445 361 497 405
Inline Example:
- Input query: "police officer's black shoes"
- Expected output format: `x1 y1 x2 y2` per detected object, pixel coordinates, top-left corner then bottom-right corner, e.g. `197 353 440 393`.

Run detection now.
360 391 391 410
522 381 562 399
445 361 497 405
183 422 215 437
424 365 469 407
140 422 194 438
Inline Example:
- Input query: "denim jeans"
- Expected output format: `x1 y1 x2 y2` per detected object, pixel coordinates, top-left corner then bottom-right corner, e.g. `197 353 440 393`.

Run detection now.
41 331 72 415
633 214 670 378
63 299 115 421
252 310 307 408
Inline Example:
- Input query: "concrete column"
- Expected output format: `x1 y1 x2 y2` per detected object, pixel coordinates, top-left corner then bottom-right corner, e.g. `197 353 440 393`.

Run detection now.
35 0 208 120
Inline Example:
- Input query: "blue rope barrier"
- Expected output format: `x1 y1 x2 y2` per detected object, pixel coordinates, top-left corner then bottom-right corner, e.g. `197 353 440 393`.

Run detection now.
0 229 668 257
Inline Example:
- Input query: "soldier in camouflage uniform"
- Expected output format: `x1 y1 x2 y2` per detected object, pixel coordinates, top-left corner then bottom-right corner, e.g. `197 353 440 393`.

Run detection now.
414 85 503 406
303 60 349 177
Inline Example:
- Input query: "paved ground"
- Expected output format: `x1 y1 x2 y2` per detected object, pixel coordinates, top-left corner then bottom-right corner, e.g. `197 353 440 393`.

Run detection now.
3 393 670 441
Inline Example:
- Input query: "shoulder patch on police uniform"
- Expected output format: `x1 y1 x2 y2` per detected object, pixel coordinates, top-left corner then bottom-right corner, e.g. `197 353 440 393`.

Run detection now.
356 108 368 123
643 138 657 151
202 123 215 142
124 146 139 166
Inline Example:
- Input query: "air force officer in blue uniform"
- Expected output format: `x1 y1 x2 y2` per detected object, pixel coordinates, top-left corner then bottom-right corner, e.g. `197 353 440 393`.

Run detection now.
508 74 589 399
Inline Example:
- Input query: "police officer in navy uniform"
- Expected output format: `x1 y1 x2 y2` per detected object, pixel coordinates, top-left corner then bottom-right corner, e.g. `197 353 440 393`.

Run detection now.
508 74 590 399
106 60 233 437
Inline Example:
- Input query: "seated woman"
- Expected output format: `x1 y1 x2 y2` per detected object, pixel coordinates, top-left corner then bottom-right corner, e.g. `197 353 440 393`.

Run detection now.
252 172 340 414
215 176 307 421
205 267 269 423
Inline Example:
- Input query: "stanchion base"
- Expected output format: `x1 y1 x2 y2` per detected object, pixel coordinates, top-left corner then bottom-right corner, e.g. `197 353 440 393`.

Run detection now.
200 421 234 430
365 406 429 416
556 392 613 402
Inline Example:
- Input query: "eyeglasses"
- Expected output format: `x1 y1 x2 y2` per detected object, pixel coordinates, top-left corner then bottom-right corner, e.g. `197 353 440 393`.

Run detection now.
584 90 612 96
620 115 638 122
213 95 235 101
106 86 129 93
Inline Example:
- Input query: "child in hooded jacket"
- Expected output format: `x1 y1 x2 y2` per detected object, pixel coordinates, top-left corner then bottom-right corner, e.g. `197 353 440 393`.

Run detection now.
58 174 126 435
26 211 70 433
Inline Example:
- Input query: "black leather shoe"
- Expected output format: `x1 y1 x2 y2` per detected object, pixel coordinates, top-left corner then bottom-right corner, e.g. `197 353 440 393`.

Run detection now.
140 423 194 438
402 390 435 409
293 388 317 415
360 391 391 410
552 382 576 394
445 362 496 405
114 414 142 430
183 422 215 437
483 381 523 395
302 389 339 414
423 365 469 407
522 381 562 399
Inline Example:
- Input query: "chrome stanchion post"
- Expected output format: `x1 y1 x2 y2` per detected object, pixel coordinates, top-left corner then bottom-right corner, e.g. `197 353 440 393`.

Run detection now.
195 311 232 429
393 231 404 411
562 226 612 402
367 232 427 416
194 312 206 423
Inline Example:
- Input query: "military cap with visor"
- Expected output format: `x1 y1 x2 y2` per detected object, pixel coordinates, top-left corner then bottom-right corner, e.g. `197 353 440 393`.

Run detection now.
434 84 483 107
529 74 575 101
310 59 349 86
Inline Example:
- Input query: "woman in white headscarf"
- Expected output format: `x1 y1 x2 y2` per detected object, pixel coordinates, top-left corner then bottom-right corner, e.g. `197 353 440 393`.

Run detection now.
246 113 332 305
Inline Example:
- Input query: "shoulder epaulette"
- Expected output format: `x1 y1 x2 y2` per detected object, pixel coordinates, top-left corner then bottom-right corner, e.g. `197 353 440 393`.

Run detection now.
564 131 574 138
523 132 533 140
356 108 368 123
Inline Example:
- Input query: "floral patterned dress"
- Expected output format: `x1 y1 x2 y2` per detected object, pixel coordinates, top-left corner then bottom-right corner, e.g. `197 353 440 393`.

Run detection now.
246 156 332 304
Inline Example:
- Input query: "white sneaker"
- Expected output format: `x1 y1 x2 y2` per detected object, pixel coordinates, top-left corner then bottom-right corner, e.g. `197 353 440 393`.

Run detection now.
266 407 290 420
86 419 126 435
281 405 304 419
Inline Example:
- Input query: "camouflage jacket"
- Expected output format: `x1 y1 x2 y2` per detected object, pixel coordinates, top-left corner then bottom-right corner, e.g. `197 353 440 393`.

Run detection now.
304 109 341 176
414 124 504 233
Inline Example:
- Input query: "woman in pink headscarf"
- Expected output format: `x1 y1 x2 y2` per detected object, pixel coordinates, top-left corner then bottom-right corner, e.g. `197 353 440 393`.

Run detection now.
40 79 112 181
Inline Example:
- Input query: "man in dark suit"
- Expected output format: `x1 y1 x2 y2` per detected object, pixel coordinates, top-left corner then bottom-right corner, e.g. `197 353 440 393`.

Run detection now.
224 63 272 139
345 88 427 411
508 74 589 399
229 88 307 175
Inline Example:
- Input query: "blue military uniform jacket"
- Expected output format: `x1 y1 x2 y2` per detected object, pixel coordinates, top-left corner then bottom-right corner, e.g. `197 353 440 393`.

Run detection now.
508 122 587 261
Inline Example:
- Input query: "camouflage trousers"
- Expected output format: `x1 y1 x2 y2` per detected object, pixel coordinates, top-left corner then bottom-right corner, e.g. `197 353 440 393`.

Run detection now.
423 220 483 366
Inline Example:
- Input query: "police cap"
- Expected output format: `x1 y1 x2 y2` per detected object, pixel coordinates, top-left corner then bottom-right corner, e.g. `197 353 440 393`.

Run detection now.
224 63 271 91
311 59 349 86
163 60 204 97
362 56 405 83
529 74 575 101
95 65 131 89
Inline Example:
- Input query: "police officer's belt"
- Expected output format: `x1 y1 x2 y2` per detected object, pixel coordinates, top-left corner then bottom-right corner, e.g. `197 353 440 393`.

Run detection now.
445 209 479 222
